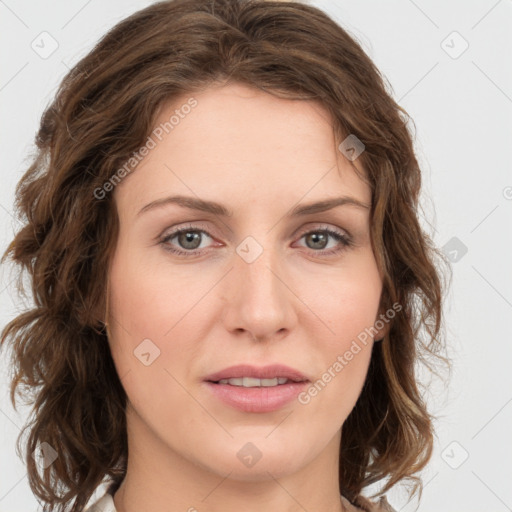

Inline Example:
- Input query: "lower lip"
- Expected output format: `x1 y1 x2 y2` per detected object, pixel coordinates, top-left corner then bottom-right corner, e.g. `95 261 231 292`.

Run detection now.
203 381 309 413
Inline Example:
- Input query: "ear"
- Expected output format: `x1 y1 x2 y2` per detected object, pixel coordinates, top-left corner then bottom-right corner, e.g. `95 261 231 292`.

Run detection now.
373 307 392 342
87 284 109 328
90 301 107 327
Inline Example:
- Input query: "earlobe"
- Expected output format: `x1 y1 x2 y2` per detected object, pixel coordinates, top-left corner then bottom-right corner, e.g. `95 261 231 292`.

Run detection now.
373 308 391 342
88 291 109 332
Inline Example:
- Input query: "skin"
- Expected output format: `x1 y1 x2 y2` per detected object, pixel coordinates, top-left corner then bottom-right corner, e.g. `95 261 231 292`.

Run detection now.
106 81 388 512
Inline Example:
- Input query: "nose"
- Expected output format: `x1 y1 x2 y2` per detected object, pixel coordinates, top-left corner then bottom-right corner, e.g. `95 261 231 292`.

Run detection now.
220 239 297 343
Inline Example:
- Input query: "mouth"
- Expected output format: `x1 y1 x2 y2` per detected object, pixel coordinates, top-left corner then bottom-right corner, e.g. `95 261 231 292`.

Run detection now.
203 363 310 385
206 376 308 387
202 364 310 413
204 380 309 413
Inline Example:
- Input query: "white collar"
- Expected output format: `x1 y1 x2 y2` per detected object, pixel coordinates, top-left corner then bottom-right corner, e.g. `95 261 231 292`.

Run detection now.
85 491 117 512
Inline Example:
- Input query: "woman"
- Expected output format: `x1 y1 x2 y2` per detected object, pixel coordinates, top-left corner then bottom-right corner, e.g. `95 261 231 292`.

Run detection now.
0 1 450 511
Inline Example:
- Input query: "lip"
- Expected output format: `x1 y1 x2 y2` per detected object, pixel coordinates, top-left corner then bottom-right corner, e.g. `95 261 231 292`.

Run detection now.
203 381 309 413
202 364 310 413
203 364 309 383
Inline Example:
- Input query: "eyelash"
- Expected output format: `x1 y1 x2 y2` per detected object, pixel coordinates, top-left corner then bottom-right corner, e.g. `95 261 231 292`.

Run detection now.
158 223 353 258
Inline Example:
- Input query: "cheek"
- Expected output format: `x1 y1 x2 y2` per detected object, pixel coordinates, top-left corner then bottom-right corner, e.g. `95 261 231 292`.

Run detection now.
106 236 214 402
301 250 382 345
107 236 205 338
106 244 199 420
298 272 379 417
290 252 381 407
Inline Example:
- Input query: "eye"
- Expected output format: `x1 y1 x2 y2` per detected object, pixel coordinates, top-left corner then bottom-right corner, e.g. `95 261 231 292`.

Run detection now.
158 224 353 257
159 224 215 257
294 226 353 256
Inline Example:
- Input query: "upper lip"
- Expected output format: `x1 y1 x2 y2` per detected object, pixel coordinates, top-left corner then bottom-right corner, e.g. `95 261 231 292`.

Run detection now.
204 364 309 383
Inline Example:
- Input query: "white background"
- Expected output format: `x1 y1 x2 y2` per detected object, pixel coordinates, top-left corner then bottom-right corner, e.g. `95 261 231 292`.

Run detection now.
1 1 511 511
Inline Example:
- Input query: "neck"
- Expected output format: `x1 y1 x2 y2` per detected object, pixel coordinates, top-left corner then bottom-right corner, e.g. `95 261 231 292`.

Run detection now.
113 404 346 512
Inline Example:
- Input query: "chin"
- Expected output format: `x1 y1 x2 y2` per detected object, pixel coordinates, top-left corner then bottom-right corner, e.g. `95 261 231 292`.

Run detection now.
202 441 311 481
212 458 303 482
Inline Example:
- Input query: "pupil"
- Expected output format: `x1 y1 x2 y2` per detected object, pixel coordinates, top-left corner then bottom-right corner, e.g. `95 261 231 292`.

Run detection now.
180 231 200 249
308 232 327 249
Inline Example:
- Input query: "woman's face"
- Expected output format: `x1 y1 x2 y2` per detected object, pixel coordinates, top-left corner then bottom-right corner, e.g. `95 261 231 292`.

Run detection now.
107 82 386 483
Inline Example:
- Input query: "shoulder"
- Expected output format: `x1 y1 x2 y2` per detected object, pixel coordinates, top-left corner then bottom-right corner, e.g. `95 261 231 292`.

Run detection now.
341 494 397 512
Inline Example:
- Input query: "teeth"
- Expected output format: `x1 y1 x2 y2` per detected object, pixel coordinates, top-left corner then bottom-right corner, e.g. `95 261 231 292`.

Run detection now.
217 377 291 387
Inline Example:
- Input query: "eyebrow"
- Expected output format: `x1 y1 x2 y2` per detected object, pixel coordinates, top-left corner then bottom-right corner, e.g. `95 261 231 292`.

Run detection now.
137 194 370 218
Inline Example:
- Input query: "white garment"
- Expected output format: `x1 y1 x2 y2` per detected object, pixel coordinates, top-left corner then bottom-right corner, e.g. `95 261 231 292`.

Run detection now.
84 491 117 512
84 489 396 512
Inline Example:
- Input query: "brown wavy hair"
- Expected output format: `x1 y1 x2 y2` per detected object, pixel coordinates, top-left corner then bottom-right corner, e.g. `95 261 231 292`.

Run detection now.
0 1 452 511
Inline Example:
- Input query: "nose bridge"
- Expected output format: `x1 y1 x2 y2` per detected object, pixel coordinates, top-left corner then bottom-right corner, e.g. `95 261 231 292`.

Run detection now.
238 235 282 299
222 232 296 339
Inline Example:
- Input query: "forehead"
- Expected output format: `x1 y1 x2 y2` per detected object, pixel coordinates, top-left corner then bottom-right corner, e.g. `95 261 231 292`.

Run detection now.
114 82 370 217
